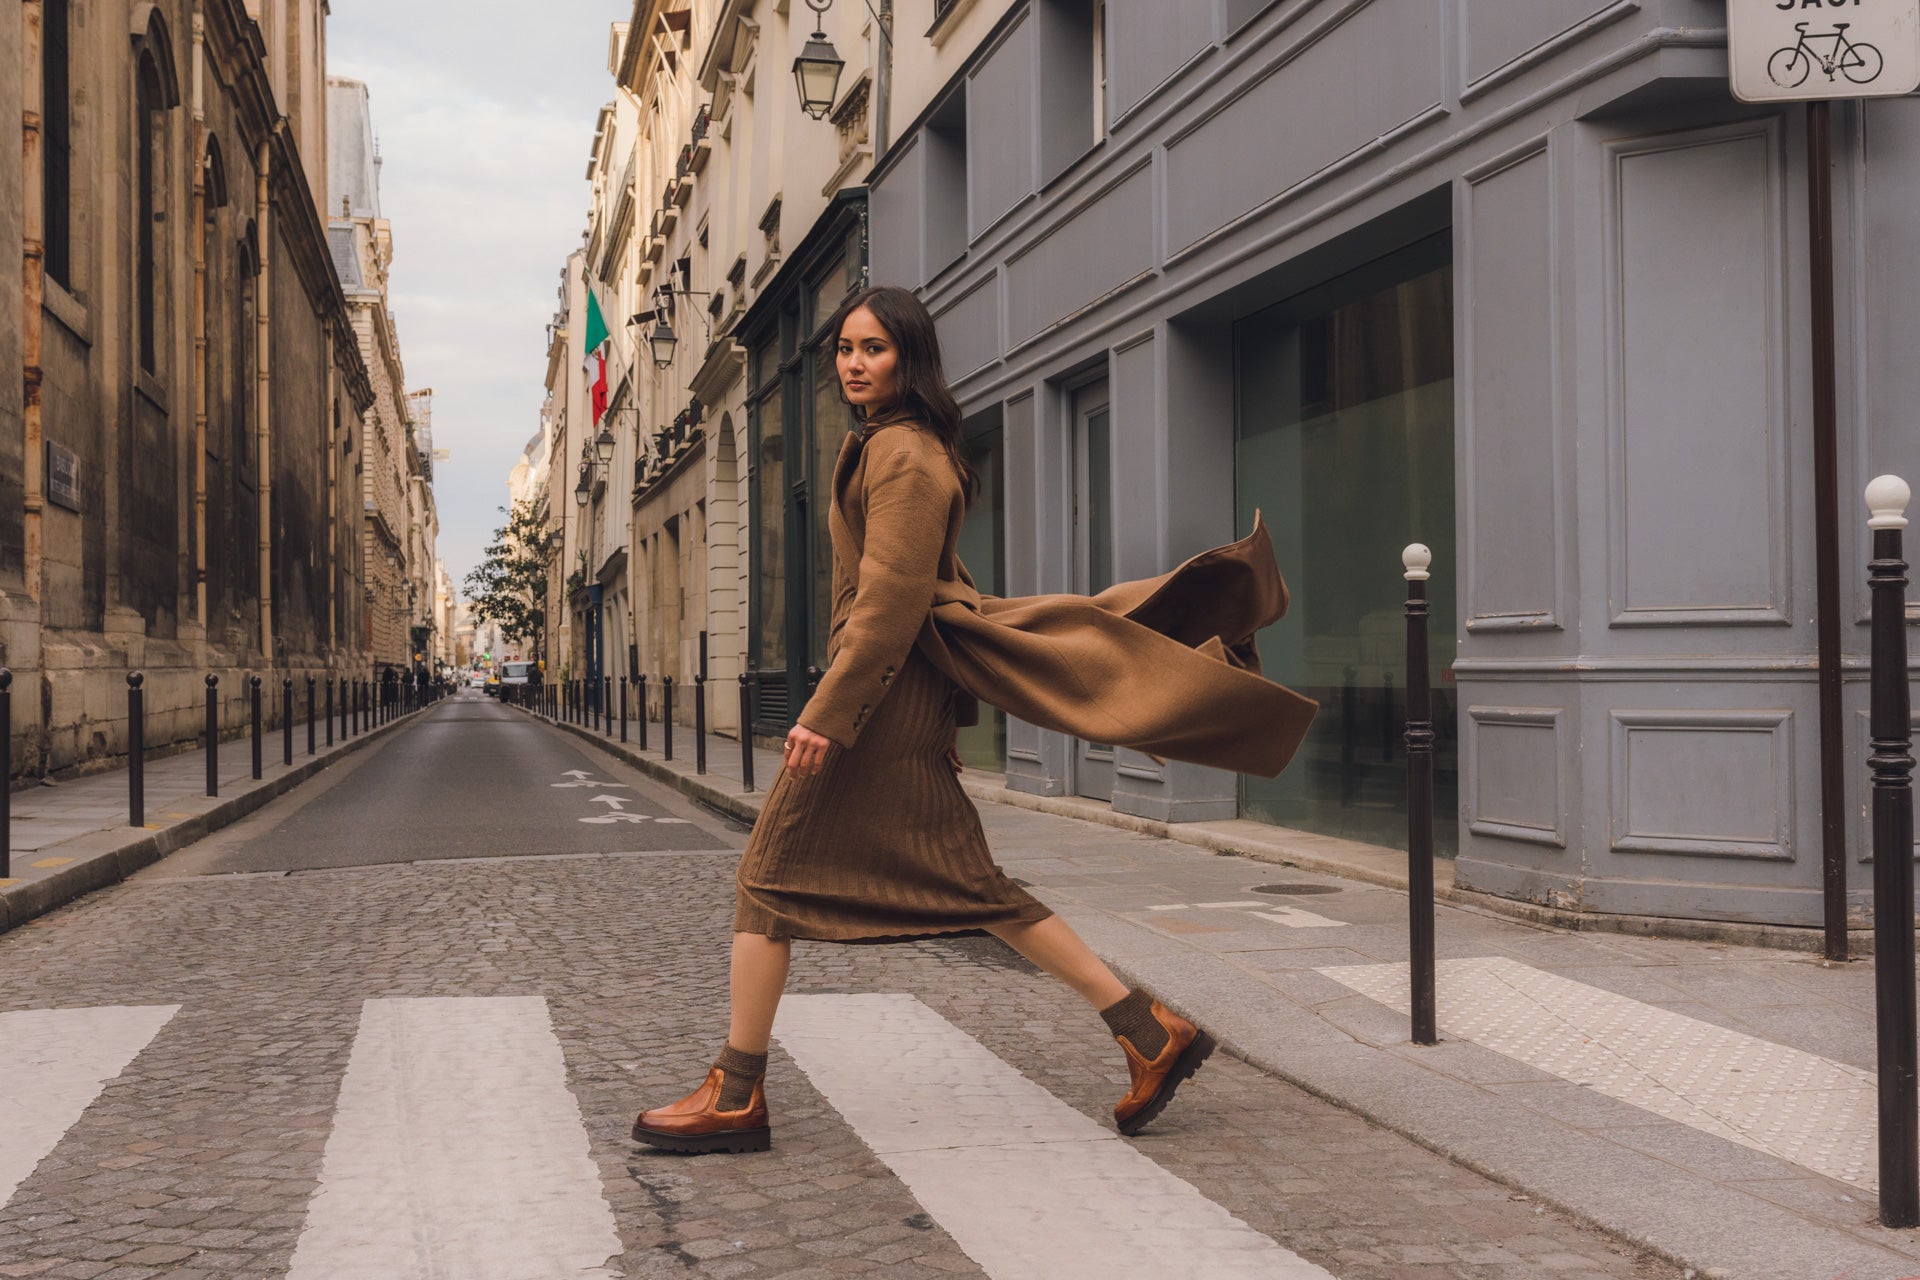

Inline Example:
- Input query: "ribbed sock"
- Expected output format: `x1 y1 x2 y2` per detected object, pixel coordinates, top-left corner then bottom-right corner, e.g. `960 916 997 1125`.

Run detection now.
1100 990 1170 1060
713 1044 768 1111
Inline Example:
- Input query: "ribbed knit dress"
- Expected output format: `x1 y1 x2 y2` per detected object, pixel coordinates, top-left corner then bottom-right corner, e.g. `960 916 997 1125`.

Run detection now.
733 423 1051 943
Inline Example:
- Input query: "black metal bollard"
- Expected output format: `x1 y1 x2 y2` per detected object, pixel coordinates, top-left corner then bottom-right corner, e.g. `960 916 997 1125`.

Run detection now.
663 676 675 761
327 677 336 747
0 669 10 876
282 677 294 767
307 676 316 756
127 672 145 828
738 673 755 793
1402 544 1437 1047
637 675 649 751
604 676 613 736
1868 475 1918 1228
620 676 629 743
695 673 707 775
592 677 601 733
250 676 263 780
205 674 220 796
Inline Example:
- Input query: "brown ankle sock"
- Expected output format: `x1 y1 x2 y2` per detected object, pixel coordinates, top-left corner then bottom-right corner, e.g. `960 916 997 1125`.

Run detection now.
713 1045 768 1111
1100 990 1170 1059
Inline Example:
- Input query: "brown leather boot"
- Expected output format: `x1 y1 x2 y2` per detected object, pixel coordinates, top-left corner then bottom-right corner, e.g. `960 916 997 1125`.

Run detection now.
1113 1000 1215 1136
631 1068 771 1154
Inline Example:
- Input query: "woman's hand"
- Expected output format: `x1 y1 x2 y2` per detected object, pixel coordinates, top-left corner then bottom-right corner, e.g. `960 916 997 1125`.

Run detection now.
945 742 965 776
784 723 833 777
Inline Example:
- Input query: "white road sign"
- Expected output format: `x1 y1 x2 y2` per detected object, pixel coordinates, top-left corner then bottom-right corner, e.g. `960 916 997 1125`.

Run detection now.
1730 0 1920 102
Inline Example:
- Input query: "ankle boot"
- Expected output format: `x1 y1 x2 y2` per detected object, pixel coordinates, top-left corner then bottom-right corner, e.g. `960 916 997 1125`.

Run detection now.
632 1061 770 1155
1108 997 1215 1136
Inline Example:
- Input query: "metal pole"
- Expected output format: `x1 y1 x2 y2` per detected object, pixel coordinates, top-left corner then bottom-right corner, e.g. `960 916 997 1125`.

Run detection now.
695 673 707 774
620 676 629 743
307 676 316 755
604 675 613 735
637 674 649 751
327 677 335 747
1403 545 1437 1046
282 677 294 767
1810 98 1850 963
127 672 145 827
0 669 11 876
250 676 262 780
738 673 755 792
663 675 675 761
1868 475 1917 1227
205 674 219 795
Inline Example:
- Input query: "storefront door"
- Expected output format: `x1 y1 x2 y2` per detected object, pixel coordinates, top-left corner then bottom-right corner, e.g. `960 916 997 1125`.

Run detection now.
1070 378 1116 801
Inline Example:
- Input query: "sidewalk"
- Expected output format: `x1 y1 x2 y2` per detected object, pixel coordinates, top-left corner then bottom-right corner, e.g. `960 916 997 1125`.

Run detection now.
533 704 1920 1280
0 702 431 933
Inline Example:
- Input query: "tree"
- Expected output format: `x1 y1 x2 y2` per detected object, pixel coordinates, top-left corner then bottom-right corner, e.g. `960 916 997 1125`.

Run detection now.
464 498 556 658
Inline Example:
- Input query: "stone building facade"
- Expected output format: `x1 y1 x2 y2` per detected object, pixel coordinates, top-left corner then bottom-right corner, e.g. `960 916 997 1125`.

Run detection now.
1 0 382 778
867 0 1920 930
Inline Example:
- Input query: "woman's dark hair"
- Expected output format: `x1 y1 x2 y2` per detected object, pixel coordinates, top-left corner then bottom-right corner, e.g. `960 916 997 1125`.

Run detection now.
822 284 980 506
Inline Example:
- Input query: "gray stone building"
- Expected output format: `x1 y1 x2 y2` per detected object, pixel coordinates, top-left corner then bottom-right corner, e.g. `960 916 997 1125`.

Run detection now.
867 0 1920 929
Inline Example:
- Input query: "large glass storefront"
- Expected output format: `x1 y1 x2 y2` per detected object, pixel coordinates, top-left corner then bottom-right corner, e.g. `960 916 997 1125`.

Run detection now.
744 193 864 732
955 414 1006 771
1234 232 1459 854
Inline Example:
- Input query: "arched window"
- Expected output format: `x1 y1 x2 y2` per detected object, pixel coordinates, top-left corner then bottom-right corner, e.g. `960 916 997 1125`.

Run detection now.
136 54 163 373
42 0 72 288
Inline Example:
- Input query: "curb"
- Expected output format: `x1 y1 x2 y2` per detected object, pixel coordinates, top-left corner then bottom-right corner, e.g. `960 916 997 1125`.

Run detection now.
0 707 433 935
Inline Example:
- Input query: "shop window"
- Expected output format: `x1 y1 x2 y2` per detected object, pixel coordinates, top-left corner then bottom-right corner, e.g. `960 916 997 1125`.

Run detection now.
955 415 1006 770
136 56 164 374
1235 232 1458 854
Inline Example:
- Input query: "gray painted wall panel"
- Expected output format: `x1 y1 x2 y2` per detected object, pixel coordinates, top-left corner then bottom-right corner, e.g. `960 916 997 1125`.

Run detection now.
969 15 1039 238
1466 707 1565 847
1463 146 1559 626
934 273 1002 379
869 136 925 288
1106 0 1210 121
1609 710 1794 860
1164 0 1446 253
1608 124 1789 624
1461 0 1617 86
1862 99 1920 500
1005 163 1154 345
1110 333 1160 580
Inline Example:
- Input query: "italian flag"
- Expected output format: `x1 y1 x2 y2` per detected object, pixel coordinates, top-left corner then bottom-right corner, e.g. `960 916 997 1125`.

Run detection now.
583 275 610 427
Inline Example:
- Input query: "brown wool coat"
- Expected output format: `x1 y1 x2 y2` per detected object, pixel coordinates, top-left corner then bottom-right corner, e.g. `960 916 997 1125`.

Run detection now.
801 423 1318 779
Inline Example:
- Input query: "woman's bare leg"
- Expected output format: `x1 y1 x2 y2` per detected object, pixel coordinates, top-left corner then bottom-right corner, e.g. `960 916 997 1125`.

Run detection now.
725 932 793 1053
986 915 1130 1009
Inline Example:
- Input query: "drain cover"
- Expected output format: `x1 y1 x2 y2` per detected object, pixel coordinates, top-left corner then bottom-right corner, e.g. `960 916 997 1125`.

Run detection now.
1251 883 1342 896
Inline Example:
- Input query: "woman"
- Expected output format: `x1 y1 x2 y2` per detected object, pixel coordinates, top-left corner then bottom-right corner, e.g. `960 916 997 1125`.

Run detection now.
633 286 1310 1156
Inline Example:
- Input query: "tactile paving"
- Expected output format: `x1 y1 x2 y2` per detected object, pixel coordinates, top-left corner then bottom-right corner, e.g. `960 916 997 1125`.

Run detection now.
1320 957 1878 1190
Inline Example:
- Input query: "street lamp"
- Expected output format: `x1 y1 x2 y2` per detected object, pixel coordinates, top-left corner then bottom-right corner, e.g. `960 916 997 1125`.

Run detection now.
649 318 679 368
594 425 617 463
794 0 844 120
574 460 591 507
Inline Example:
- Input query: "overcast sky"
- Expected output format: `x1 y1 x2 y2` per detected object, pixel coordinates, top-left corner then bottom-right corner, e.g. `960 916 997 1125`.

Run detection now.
327 0 621 590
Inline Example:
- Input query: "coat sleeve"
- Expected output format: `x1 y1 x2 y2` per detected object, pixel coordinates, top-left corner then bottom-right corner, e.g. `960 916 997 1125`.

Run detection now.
798 439 953 748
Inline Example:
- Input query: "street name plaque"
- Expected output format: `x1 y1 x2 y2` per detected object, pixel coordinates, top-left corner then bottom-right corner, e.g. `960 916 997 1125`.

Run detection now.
1731 0 1920 102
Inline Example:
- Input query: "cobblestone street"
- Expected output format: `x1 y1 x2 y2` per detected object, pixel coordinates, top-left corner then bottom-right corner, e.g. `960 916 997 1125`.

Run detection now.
0 695 1680 1279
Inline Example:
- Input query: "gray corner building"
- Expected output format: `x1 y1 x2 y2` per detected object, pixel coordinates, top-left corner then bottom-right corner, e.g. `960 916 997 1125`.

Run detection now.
865 0 1920 930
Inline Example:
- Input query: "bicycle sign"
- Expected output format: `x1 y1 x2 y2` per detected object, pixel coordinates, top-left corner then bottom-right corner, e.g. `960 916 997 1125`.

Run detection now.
1730 0 1920 102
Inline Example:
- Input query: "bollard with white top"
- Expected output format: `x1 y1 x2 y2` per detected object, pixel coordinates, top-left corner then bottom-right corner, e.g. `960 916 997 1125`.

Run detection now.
1403 543 1437 1047
1867 474 1918 1228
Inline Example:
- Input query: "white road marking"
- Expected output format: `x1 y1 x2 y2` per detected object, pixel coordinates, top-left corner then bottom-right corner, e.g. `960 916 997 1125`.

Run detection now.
1143 902 1346 929
775 993 1334 1280
560 770 593 779
578 814 653 824
288 997 620 1280
1257 906 1346 929
550 781 628 789
0 1005 179 1208
1321 957 1878 1190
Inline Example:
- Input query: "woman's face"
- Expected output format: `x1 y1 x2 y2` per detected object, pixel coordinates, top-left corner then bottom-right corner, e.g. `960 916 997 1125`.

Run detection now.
836 306 900 412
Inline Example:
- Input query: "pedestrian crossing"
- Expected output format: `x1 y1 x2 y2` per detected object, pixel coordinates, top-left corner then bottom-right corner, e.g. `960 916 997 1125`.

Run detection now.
0 963 1885 1277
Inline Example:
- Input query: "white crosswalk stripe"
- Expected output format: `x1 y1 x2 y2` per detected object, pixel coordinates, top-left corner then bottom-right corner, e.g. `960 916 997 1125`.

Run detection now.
0 1005 179 1210
287 996 621 1280
775 993 1336 1280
